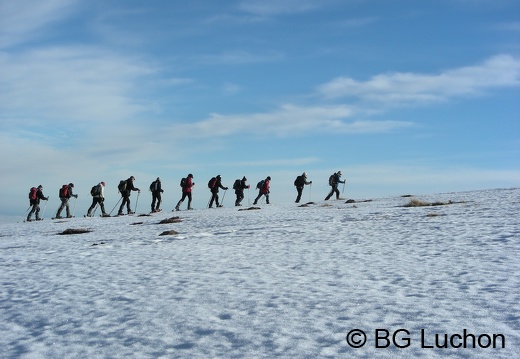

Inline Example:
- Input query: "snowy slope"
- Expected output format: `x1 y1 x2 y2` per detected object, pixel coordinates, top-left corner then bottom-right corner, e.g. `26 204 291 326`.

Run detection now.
1 188 519 358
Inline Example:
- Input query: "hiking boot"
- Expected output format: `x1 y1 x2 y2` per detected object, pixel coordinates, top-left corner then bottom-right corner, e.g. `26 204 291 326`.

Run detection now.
55 215 63 219
118 211 124 216
128 211 134 215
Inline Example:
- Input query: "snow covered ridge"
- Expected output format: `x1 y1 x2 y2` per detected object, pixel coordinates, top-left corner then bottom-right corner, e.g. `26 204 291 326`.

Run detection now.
1 188 519 358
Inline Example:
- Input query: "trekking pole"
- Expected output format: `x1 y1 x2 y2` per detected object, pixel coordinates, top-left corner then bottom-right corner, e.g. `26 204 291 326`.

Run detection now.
207 194 212 208
72 197 77 217
92 203 99 217
134 191 140 213
221 190 227 207
248 188 250 206
342 180 346 194
41 199 49 219
309 183 312 202
109 197 122 216
21 206 31 222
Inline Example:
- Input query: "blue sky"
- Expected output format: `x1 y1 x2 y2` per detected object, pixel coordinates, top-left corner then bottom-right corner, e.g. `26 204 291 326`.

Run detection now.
1 0 519 217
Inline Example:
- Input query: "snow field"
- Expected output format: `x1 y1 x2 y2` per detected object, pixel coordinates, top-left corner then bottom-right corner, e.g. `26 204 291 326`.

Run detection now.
0 188 519 358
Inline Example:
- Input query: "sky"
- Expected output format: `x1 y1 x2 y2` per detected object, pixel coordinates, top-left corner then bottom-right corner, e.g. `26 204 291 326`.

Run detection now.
1 0 519 218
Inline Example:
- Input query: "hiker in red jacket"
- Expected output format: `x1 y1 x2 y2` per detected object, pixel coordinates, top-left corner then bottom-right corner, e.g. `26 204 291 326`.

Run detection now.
253 176 271 205
175 174 195 210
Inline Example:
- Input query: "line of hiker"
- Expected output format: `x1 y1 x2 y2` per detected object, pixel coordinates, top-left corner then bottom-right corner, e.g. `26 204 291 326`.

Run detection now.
26 171 345 220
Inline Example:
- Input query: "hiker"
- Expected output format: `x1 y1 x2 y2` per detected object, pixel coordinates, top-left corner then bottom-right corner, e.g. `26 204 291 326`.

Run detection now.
325 171 346 200
55 183 78 218
253 176 271 205
118 176 140 215
294 172 312 203
175 173 195 210
27 185 48 222
150 177 164 213
208 175 228 208
233 176 250 206
87 182 108 217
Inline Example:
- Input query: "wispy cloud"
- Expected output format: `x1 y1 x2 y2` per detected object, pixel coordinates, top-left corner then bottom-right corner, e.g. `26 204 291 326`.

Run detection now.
166 104 412 139
317 54 520 105
0 0 80 48
0 46 153 124
339 17 379 28
196 50 284 65
237 0 326 16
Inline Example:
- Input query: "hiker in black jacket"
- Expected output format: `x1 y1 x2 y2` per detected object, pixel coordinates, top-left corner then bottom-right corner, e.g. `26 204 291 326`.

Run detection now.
27 185 48 222
325 171 346 200
118 176 140 215
294 172 312 203
150 177 164 213
234 176 250 206
55 183 78 218
208 175 228 208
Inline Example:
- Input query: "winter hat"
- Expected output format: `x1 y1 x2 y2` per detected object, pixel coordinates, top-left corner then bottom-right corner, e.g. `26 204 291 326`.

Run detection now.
337 171 342 176
37 185 43 189
266 176 271 180
100 182 105 186
188 173 193 178
303 172 307 177
69 183 74 187
157 177 161 181
130 176 135 180
242 176 247 181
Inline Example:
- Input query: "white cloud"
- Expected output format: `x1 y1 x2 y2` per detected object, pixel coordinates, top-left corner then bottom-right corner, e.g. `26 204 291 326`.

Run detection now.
317 54 520 104
196 50 284 65
165 104 412 139
237 0 325 16
0 0 79 48
0 46 153 124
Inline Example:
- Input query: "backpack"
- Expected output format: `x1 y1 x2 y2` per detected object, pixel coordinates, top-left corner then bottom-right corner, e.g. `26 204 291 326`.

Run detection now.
329 174 336 186
232 179 241 190
256 180 265 190
149 181 156 192
180 178 186 187
90 185 101 196
59 184 69 198
208 177 216 189
118 179 127 193
29 187 37 200
294 176 304 187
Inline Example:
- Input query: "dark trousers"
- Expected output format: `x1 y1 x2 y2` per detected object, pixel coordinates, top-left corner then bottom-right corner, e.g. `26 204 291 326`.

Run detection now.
176 192 192 210
88 197 106 216
325 185 339 200
209 191 220 207
295 186 304 203
151 192 162 211
253 192 269 205
119 195 131 214
235 190 244 206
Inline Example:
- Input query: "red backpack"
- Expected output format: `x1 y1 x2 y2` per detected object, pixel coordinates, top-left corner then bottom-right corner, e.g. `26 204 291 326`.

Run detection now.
29 187 37 200
59 184 69 198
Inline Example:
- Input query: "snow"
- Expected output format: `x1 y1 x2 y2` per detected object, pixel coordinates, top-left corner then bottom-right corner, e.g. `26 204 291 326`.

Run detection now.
1 188 519 358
